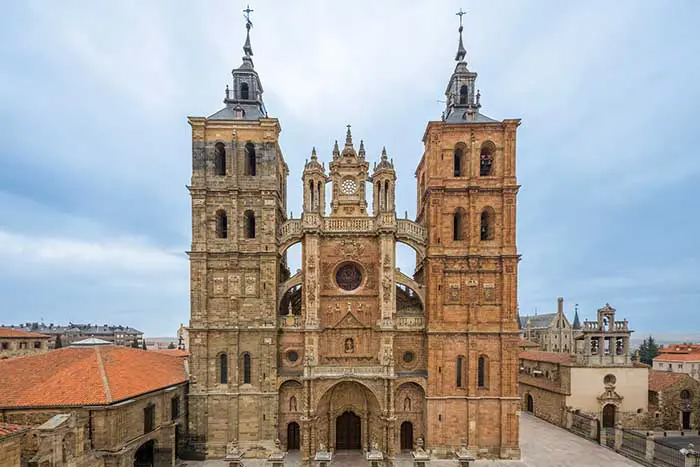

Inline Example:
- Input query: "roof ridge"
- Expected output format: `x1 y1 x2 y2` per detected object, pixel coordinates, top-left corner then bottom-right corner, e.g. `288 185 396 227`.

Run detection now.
94 347 113 403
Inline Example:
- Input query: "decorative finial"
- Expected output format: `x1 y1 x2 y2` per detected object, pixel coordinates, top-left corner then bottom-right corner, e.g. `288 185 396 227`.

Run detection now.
381 146 388 160
345 124 353 146
311 146 317 159
333 140 340 157
243 5 254 57
476 89 481 107
455 8 467 62
358 140 366 157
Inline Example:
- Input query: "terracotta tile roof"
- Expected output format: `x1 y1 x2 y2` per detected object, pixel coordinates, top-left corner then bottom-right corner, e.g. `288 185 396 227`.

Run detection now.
0 327 50 339
654 353 700 362
659 344 700 354
518 338 540 349
0 345 186 408
152 349 189 357
519 350 574 364
649 370 686 392
0 422 29 439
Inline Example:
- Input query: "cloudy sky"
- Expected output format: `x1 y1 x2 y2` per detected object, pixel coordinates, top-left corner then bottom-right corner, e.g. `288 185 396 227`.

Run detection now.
1 0 698 338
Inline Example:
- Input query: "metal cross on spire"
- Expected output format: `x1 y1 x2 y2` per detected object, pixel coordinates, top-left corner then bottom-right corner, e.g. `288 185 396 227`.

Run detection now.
243 4 254 28
454 7 467 62
456 8 467 28
242 4 254 57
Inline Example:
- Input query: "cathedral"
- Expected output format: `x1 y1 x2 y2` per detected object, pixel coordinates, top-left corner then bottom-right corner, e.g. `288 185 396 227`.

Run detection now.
186 10 521 464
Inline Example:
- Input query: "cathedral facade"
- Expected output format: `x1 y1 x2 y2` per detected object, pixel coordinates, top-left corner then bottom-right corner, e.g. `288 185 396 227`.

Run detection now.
186 14 521 463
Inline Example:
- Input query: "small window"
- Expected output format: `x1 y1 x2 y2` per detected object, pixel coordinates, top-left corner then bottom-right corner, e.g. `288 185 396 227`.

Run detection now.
480 142 494 176
453 147 463 176
216 210 228 239
243 353 251 384
459 85 468 105
456 355 464 388
245 142 256 176
143 404 155 433
480 208 494 241
478 355 488 388
171 396 180 420
286 350 299 362
219 353 228 384
403 351 415 363
244 210 256 239
1 343 8 350
240 82 250 100
214 143 226 176
34 341 42 349
681 390 692 400
453 208 465 241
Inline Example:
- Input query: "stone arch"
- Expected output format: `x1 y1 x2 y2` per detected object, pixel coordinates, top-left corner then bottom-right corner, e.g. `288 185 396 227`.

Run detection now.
395 382 425 454
394 237 425 262
394 270 425 309
315 380 384 452
133 439 157 466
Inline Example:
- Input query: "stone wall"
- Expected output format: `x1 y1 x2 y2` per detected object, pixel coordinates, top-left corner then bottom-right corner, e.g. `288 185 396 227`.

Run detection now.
0 337 50 360
0 433 23 466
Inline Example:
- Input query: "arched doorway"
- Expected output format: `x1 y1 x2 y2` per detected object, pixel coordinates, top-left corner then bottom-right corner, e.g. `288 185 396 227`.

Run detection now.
683 411 691 430
526 394 534 413
287 422 300 450
602 404 616 428
336 411 361 450
133 440 155 467
400 421 413 450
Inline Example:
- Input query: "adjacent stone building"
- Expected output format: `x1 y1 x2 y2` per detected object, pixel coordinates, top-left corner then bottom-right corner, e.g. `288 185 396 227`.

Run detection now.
653 344 700 381
519 304 648 429
519 297 579 353
0 327 51 360
0 344 187 466
186 13 521 463
0 422 29 467
648 370 700 430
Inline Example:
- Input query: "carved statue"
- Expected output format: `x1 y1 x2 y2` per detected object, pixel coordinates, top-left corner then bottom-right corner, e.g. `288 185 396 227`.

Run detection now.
344 338 354 353
371 440 380 452
287 301 293 316
226 440 240 456
415 436 425 453
456 438 470 456
318 442 326 452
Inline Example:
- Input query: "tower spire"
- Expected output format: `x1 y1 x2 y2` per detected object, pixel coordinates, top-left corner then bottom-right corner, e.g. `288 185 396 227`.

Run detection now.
243 5 254 57
455 8 467 62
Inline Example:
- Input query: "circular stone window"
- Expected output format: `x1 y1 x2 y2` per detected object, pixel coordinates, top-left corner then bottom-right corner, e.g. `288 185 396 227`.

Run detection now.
604 374 616 386
403 351 415 363
340 178 358 195
286 350 299 363
335 262 363 291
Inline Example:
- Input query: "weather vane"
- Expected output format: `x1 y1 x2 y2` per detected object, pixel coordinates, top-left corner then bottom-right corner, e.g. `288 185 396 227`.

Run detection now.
243 4 254 28
456 8 467 28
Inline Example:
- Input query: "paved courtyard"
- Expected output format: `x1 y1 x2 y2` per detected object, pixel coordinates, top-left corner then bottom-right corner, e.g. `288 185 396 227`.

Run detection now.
180 413 641 466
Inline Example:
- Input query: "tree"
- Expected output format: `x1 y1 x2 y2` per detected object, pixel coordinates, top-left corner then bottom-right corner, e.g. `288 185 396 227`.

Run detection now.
142 340 147 350
54 334 63 349
638 335 660 365
167 342 176 349
131 338 139 348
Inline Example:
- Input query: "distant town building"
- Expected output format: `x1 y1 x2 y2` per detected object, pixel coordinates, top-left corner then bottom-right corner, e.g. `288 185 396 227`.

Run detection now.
519 303 647 429
653 343 700 381
648 370 700 430
9 322 143 348
0 327 51 360
0 344 187 466
519 297 580 353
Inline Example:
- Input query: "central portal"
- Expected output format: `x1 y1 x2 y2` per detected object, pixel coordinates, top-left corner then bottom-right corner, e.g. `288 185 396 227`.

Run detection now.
335 411 361 450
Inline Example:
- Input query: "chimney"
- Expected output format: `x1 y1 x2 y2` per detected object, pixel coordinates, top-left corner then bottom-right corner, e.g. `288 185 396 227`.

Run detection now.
557 297 564 314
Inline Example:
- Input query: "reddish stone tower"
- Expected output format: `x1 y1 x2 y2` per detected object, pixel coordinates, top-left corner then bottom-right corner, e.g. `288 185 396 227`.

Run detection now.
414 18 521 458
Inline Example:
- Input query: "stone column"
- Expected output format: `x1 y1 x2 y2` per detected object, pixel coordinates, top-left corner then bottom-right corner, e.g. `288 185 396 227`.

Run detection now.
614 423 623 451
646 432 655 462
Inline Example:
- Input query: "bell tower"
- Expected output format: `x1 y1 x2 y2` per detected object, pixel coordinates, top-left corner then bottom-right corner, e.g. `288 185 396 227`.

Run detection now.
416 11 521 459
187 8 288 458
328 126 370 217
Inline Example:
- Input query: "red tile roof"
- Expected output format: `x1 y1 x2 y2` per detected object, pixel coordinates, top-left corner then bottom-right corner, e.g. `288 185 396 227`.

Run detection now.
0 327 50 339
649 370 686 392
0 345 186 408
152 349 189 357
519 350 574 364
0 422 29 439
654 353 700 362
